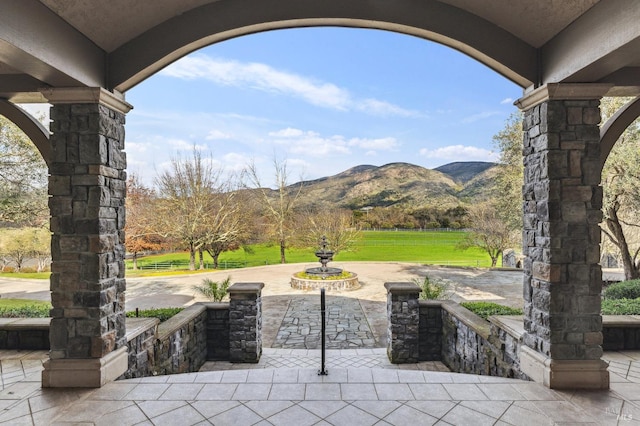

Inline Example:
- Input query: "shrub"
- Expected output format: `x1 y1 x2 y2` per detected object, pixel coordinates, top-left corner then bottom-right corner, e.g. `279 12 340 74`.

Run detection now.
603 280 640 300
414 275 453 300
126 307 184 322
193 276 231 302
460 301 523 320
0 303 51 318
601 298 640 315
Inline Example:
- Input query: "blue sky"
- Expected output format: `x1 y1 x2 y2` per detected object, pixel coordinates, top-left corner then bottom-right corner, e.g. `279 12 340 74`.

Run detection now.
43 27 524 187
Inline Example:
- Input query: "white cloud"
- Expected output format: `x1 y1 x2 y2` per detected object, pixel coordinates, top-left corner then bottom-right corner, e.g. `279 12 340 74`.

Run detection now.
365 150 377 157
222 152 251 171
419 145 498 162
462 111 501 124
500 97 514 105
268 127 304 138
267 128 400 158
206 129 233 140
161 54 419 117
126 141 152 153
348 137 399 151
167 139 207 151
356 98 422 117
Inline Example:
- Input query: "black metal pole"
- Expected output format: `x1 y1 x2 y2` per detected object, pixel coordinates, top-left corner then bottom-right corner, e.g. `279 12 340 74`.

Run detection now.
318 287 328 375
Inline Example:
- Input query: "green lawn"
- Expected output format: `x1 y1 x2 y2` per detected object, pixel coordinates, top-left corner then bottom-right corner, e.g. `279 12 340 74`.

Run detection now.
0 271 50 279
127 230 496 274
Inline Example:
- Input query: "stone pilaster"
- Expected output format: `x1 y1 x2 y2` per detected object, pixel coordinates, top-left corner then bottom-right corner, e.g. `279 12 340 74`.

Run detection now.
228 282 264 363
42 88 132 387
516 84 610 389
385 282 420 363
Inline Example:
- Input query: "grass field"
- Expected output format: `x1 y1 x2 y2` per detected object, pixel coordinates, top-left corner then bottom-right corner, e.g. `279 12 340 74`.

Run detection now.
126 230 496 275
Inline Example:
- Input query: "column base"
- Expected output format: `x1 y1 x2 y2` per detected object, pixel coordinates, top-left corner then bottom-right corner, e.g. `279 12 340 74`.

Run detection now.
520 346 609 390
42 347 128 388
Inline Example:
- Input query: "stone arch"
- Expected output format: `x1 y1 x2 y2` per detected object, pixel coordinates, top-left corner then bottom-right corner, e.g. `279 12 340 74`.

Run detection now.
0 99 51 166
109 0 536 92
600 96 640 169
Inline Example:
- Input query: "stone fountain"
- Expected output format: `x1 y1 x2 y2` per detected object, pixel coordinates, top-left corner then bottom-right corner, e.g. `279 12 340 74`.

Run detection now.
290 236 360 291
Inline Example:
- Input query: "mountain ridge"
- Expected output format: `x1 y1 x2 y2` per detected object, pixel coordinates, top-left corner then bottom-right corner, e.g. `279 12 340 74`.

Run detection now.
290 161 498 209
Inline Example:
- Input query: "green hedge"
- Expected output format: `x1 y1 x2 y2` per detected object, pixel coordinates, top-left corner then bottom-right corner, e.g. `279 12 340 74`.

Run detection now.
603 280 640 300
126 307 184 322
460 301 523 320
601 298 640 315
0 304 51 318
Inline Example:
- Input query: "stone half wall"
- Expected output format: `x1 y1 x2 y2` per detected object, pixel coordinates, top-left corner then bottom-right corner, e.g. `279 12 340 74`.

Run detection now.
419 301 530 380
121 303 228 379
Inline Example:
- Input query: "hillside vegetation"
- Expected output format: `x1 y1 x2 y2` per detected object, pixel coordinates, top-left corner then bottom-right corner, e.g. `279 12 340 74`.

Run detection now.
289 161 498 210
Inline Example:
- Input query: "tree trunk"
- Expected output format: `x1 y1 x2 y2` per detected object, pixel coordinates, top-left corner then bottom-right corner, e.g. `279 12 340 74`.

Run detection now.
189 242 196 270
606 205 640 280
132 252 138 270
198 248 205 270
280 239 286 264
213 253 219 269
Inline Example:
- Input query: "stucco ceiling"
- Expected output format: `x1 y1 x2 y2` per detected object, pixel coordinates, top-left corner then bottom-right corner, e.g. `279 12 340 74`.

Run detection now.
39 0 600 51
1 0 639 101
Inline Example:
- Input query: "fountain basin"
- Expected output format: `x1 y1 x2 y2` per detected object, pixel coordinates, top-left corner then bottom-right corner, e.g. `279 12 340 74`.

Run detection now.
290 271 360 291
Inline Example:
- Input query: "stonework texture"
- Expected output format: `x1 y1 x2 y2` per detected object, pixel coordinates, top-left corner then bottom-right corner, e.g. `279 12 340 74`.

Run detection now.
48 103 128 360
228 283 263 363
442 305 527 379
419 302 442 361
206 304 230 360
522 100 604 361
385 283 420 363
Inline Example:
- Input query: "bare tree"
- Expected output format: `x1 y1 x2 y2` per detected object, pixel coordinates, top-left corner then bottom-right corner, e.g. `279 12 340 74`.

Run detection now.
200 178 251 269
245 158 304 264
295 207 361 257
125 174 166 270
155 149 223 270
458 201 517 267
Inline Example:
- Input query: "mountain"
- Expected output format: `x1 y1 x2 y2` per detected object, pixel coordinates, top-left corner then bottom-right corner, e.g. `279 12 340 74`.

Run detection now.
434 162 497 184
290 161 498 210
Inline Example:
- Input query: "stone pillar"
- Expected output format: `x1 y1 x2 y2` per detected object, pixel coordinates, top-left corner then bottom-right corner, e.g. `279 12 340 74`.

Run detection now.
228 282 264 363
385 282 420 363
515 84 611 389
41 88 132 388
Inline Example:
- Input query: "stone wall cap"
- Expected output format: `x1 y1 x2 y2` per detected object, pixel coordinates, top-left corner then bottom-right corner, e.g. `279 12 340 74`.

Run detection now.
384 282 420 293
228 282 265 293
0 317 50 330
124 317 158 342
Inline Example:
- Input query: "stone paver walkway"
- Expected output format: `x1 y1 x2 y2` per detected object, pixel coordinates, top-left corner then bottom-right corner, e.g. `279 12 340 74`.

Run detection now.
273 297 378 349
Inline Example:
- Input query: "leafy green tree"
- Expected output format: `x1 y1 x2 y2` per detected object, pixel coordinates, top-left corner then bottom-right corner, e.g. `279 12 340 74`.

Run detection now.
0 115 48 227
458 201 517 267
492 112 524 235
600 97 640 280
0 227 50 271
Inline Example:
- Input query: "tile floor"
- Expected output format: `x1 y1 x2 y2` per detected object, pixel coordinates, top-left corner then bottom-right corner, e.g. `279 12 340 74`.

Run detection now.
0 349 639 425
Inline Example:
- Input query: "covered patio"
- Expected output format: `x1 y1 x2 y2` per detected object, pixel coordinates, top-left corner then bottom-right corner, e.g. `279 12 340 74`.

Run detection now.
2 0 640 397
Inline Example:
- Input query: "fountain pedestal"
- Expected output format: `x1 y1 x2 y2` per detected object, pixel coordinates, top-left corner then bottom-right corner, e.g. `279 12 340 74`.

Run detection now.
290 236 360 291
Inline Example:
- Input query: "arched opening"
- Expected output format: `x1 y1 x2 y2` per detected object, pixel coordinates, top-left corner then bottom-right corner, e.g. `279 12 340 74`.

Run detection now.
120 26 524 358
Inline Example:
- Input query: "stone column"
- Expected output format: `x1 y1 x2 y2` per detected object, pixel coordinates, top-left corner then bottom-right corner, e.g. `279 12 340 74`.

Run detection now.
385 282 420 363
41 88 132 387
515 84 611 389
228 282 264 363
